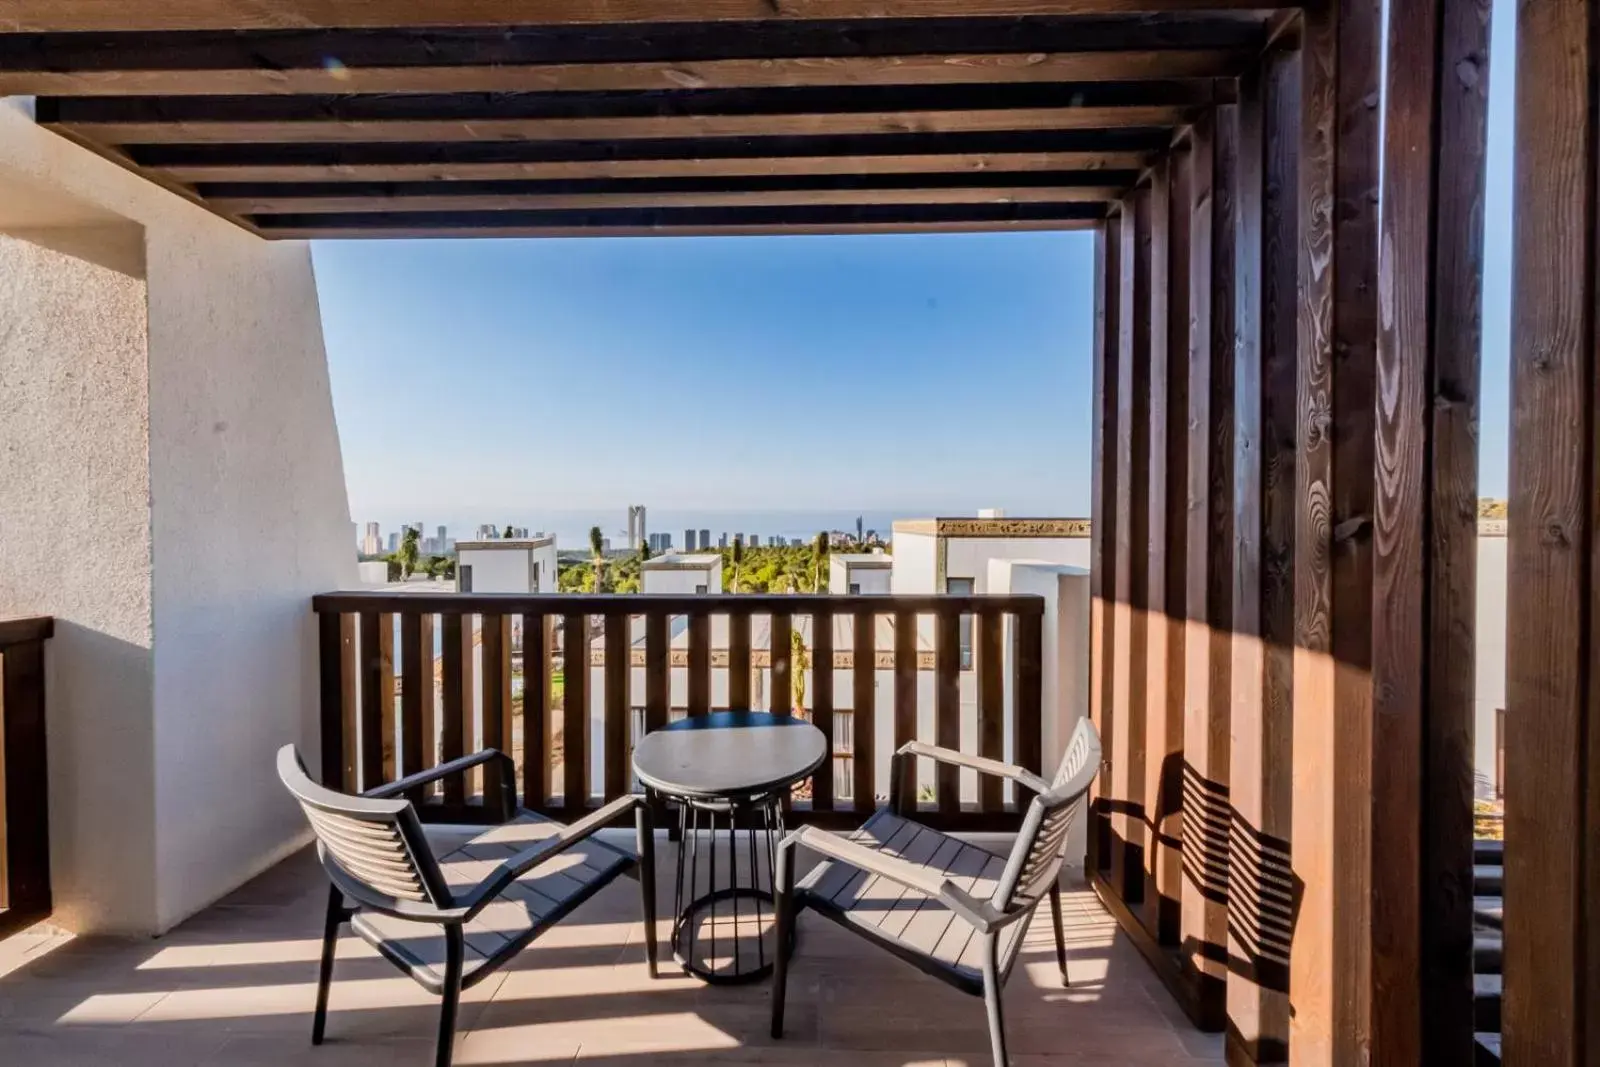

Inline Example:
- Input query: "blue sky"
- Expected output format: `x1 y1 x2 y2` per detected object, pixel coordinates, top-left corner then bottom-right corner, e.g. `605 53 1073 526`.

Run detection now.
315 0 1515 531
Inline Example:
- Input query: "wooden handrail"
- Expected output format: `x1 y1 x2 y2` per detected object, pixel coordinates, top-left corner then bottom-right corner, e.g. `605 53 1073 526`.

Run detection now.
313 593 1045 831
0 614 53 937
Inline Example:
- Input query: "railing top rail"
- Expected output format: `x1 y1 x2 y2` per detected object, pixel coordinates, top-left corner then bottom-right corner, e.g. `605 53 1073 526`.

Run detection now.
311 591 1046 616
0 615 54 648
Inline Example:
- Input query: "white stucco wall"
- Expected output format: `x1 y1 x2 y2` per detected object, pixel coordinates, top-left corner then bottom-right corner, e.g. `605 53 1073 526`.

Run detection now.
0 99 355 933
890 532 938 594
641 555 721 594
947 536 1091 591
830 557 892 594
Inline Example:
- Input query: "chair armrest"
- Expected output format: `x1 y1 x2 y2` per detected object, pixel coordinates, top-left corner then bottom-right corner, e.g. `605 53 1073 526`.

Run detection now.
783 825 1013 932
457 795 640 919
365 749 515 810
893 741 1051 796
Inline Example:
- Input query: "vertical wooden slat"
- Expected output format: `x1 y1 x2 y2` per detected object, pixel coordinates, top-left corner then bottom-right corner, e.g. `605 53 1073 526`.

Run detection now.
522 613 550 808
563 613 588 807
935 607 961 816
358 611 393 790
1142 154 1181 945
1373 0 1488 1058
0 637 49 918
977 606 1006 812
893 607 918 812
687 609 710 717
399 612 426 796
645 611 669 734
1506 0 1600 1061
1090 210 1123 875
811 608 835 811
440 613 466 806
318 611 346 788
853 607 876 810
1013 608 1043 780
1156 134 1193 950
728 608 751 709
604 612 629 800
481 613 509 804
339 613 357 792
1111 181 1153 905
1180 106 1236 1031
770 611 793 716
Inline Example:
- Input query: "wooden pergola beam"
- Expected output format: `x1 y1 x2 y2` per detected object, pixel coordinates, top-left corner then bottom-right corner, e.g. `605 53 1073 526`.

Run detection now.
48 106 1194 146
0 0 1291 33
151 151 1155 184
0 50 1245 98
255 218 1100 238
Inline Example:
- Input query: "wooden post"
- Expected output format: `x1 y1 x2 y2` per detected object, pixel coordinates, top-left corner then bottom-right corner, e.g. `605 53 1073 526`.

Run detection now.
1225 50 1295 1063
1111 182 1153 907
1505 0 1600 1062
1367 0 1488 1060
1089 209 1122 875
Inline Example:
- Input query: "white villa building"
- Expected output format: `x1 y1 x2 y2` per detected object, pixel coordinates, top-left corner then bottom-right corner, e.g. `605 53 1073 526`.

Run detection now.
640 553 722 595
829 552 892 594
456 537 558 594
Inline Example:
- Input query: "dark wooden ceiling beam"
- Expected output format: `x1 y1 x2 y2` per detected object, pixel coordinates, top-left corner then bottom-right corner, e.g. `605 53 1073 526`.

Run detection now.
51 106 1190 146
210 184 1124 213
0 1 1289 34
2 52 1244 97
154 150 1153 183
254 218 1101 238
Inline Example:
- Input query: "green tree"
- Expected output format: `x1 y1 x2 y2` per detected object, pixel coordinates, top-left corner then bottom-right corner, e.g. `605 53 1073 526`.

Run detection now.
503 524 515 538
811 531 830 593
589 525 607 593
730 535 745 591
397 526 420 579
639 539 652 561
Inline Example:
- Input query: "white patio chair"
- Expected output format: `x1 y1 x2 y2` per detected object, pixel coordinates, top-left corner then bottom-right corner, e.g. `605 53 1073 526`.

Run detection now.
770 717 1101 1067
277 745 658 1067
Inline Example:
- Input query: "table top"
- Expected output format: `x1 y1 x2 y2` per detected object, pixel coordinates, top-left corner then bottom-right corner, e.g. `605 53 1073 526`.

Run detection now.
631 710 828 799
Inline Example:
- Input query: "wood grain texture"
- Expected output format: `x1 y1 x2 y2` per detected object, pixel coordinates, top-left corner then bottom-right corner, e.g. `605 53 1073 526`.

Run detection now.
562 614 588 803
481 613 510 802
893 607 919 812
688 610 711 717
1 50 1247 97
1013 609 1044 778
1505 0 1599 1061
0 0 1283 33
728 608 752 709
935 609 962 815
1370 0 1484 1060
770 611 794 714
522 613 552 807
603 613 629 800
644 611 669 737
1089 210 1122 875
358 611 394 789
398 611 429 794
59 106 1192 146
439 613 466 806
977 607 1007 812
810 607 835 810
318 611 347 788
854 607 877 810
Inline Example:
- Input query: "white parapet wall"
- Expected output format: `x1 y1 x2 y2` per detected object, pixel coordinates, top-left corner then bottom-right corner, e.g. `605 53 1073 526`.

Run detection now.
0 98 356 934
987 558 1091 866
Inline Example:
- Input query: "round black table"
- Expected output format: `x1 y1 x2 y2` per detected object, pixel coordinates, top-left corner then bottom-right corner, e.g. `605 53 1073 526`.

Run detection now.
632 710 827 984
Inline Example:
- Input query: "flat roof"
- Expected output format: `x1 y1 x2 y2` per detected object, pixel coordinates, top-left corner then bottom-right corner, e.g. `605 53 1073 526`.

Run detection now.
455 537 555 551
641 552 722 570
833 553 892 567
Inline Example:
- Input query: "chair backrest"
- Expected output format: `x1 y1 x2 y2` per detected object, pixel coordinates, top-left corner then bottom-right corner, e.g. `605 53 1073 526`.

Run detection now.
276 745 452 911
991 717 1102 913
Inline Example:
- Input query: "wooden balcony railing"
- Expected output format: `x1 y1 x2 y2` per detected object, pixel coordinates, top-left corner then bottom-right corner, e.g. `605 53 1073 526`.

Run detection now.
0 615 53 938
311 593 1044 830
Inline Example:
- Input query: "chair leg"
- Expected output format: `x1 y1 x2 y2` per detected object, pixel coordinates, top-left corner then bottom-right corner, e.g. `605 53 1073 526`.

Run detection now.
1049 882 1070 987
636 800 659 978
435 928 465 1067
311 884 343 1045
981 935 1009 1067
769 840 797 1039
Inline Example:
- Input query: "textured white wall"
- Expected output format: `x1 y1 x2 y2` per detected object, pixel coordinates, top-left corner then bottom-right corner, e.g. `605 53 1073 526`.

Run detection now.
889 532 938 594
458 546 533 593
948 537 1090 591
0 100 355 933
0 232 158 933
